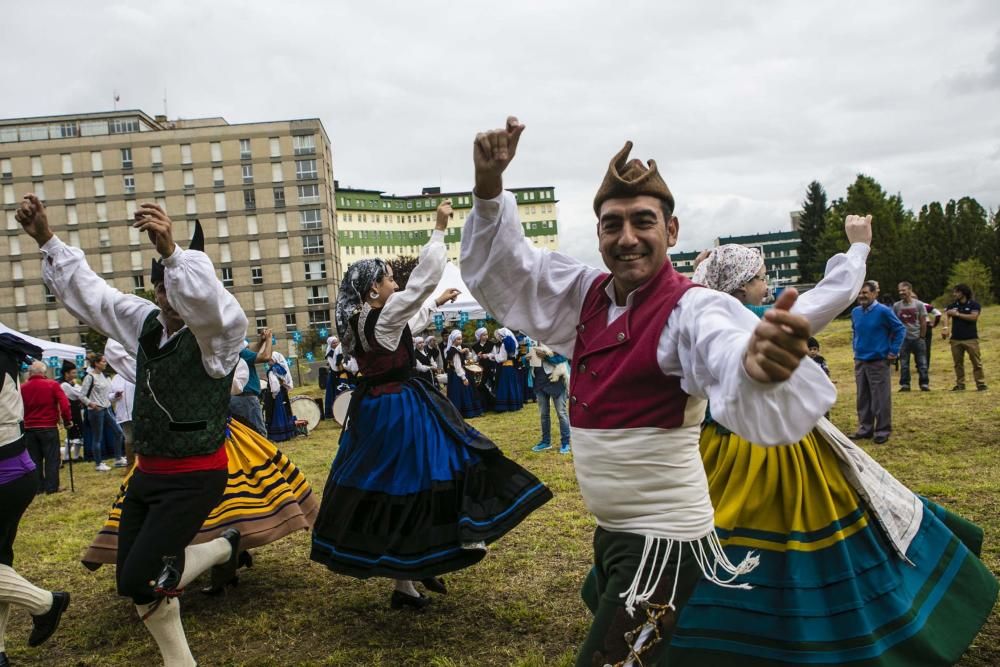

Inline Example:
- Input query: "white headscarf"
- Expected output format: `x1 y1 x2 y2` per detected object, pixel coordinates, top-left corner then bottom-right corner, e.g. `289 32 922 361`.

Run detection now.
414 336 425 347
270 351 294 389
444 330 464 357
691 244 764 295
325 336 339 355
474 327 488 341
494 327 515 342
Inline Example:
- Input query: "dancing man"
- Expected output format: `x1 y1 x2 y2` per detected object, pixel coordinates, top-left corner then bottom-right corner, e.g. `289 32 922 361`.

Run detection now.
461 118 835 666
18 195 246 667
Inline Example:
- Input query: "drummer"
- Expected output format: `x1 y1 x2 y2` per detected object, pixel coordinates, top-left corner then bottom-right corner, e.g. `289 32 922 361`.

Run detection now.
445 330 484 419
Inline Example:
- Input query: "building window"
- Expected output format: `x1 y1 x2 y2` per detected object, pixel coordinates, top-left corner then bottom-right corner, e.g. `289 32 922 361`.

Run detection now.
308 309 331 330
60 154 72 174
66 205 78 225
239 138 251 159
131 250 142 270
14 287 26 307
221 267 233 288
11 261 22 280
47 310 60 330
278 238 290 258
254 292 266 311
92 176 105 197
210 142 222 162
293 135 316 155
183 169 194 189
275 213 287 233
280 264 292 283
284 312 297 329
101 254 113 273
91 151 103 172
121 147 133 169
123 175 135 195
2 185 12 205
186 195 197 214
214 192 227 212
302 234 324 255
307 285 329 305
151 146 162 165
251 266 263 285
99 228 111 248
271 163 283 182
1 158 11 177
297 184 319 203
180 144 192 165
96 202 108 222
220 243 231 263
32 182 45 200
300 209 321 229
242 165 253 184
30 156 43 176
304 260 326 280
273 187 285 208
269 137 281 158
283 288 295 308
249 241 260 261
217 218 229 237
133 275 145 293
154 172 165 192
255 317 268 333
295 159 317 180
63 179 75 199
109 118 140 134
213 167 224 186
44 284 56 304
244 189 256 210
69 230 80 246
246 215 258 235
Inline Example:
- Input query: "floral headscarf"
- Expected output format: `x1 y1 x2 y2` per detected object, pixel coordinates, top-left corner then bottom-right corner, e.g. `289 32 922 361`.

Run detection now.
335 259 387 353
691 244 764 295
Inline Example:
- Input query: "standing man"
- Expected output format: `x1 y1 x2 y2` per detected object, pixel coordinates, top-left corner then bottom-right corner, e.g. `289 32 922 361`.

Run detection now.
527 341 571 454
229 329 271 436
892 281 928 391
852 280 905 443
461 117 835 666
943 284 987 391
19 361 72 494
18 194 246 667
109 366 136 466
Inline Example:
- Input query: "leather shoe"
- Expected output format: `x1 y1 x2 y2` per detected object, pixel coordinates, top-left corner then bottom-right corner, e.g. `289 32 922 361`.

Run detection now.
850 432 872 440
208 528 242 593
28 591 70 647
390 590 430 610
420 577 448 595
873 435 889 445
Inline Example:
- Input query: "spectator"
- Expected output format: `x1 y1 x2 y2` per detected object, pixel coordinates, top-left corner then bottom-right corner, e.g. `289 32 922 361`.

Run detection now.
851 280 906 444
59 360 84 461
807 337 831 377
942 284 987 391
108 366 136 467
892 281 929 391
19 361 71 494
915 295 942 368
527 341 571 454
79 354 126 471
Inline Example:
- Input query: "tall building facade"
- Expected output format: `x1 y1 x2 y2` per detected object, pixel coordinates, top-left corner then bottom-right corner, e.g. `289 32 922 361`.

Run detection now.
0 110 338 346
334 186 559 267
672 231 802 287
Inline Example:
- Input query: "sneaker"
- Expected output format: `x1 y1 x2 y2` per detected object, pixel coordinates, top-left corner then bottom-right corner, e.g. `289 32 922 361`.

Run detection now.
977 384 988 391
113 457 128 468
898 386 911 392
531 442 553 452
559 444 571 455
95 463 111 472
952 385 966 391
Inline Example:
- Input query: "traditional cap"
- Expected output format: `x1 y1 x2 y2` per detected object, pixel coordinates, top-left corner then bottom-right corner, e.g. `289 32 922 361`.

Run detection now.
593 141 674 215
151 220 204 284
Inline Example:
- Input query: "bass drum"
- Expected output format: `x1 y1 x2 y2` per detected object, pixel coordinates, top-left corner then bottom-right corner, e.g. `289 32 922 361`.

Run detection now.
332 390 353 427
289 396 322 433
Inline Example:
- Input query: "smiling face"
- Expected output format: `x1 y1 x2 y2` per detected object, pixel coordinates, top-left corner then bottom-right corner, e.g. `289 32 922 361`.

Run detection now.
858 284 878 307
741 265 769 306
898 282 912 300
372 265 398 304
597 195 678 301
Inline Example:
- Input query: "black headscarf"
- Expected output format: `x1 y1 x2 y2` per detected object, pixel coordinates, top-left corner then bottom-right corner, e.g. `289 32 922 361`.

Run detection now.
335 259 387 353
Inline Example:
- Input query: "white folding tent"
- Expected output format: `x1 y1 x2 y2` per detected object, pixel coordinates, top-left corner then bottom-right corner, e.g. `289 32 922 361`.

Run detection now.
432 262 487 320
0 321 86 362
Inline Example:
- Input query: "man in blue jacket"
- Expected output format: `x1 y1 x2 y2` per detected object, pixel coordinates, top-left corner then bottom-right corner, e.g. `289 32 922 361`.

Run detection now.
851 280 906 443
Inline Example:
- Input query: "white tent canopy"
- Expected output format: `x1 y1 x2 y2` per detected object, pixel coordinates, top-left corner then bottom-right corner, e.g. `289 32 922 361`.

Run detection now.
0 321 86 362
433 262 487 320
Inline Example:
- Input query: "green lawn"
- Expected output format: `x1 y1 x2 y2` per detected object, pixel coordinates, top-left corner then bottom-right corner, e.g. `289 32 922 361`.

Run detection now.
6 308 998 666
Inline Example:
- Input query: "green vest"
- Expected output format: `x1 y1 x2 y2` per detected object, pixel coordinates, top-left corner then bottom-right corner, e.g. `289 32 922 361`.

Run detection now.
132 311 235 457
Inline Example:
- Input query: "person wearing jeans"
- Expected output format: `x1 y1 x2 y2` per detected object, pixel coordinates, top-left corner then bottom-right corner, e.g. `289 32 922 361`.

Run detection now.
892 282 928 391
528 342 571 454
79 354 125 470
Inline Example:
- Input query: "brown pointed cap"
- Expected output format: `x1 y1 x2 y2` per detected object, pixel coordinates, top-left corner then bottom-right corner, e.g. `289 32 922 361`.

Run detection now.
593 141 674 215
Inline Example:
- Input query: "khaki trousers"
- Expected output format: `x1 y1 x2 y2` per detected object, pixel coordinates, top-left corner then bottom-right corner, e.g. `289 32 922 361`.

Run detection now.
950 339 985 387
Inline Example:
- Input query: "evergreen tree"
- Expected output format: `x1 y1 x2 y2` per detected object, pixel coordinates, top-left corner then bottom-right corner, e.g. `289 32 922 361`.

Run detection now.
797 181 828 282
941 258 994 305
388 255 420 289
903 202 950 301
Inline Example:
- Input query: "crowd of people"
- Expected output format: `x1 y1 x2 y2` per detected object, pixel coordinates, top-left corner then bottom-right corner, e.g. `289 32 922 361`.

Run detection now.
0 115 994 667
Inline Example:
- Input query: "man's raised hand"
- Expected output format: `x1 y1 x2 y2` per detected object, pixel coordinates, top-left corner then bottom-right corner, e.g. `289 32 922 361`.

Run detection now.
133 203 176 258
435 199 454 231
15 194 53 246
743 288 811 383
844 214 872 246
473 116 525 199
436 288 461 307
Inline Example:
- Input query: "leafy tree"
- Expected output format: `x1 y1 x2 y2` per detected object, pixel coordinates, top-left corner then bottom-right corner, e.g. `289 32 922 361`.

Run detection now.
940 258 995 306
903 202 951 301
388 256 420 290
797 181 829 282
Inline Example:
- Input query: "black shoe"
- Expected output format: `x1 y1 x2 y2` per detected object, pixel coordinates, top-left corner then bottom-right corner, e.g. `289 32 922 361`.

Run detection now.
0 650 9 667
898 386 911 392
153 555 183 597
920 385 929 392
850 432 872 440
420 577 448 595
28 591 70 647
201 550 253 595
390 590 430 610
873 435 889 445
207 528 241 594
977 384 988 391
952 385 966 391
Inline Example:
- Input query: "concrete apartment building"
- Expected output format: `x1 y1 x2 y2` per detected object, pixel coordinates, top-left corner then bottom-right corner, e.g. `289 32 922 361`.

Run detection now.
0 110 338 348
335 185 560 267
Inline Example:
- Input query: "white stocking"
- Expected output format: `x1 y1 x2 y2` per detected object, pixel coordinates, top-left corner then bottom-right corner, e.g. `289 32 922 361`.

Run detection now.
0 564 53 615
0 602 9 652
178 537 232 589
136 598 196 667
394 579 419 597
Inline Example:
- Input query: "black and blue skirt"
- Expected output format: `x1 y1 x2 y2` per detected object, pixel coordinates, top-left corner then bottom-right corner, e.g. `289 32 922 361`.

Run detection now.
310 378 552 580
446 370 483 419
264 386 297 443
494 364 524 412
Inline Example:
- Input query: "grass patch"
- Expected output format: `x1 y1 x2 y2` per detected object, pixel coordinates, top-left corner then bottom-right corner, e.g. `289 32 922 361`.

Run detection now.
5 309 998 665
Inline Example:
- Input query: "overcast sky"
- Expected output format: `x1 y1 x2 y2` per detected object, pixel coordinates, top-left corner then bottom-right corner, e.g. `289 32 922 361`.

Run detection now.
4 1 998 267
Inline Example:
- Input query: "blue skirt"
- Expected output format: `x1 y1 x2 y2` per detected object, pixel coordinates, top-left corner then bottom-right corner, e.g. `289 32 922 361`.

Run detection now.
494 365 524 412
446 370 483 418
310 379 552 580
265 387 297 443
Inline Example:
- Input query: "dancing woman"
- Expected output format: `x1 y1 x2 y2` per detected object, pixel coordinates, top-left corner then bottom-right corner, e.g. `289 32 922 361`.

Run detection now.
310 199 552 609
672 217 1000 666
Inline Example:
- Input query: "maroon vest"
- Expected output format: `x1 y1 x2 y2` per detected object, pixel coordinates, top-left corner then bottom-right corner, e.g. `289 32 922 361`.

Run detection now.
569 260 697 430
351 308 414 394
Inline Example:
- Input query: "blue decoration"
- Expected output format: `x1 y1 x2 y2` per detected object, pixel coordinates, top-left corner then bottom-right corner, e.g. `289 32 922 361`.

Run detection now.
47 356 60 369
318 327 328 338
271 334 277 345
75 354 86 370
304 351 315 362
292 331 302 343
458 311 469 327
433 313 444 331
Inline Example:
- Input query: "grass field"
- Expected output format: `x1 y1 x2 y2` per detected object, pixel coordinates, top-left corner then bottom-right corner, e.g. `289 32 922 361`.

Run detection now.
5 308 999 666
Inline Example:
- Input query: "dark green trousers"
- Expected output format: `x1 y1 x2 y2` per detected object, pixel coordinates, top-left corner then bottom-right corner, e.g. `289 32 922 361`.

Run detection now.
577 527 702 667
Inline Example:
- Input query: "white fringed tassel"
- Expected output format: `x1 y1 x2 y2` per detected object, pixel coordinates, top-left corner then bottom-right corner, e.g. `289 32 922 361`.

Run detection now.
691 531 759 588
619 536 676 616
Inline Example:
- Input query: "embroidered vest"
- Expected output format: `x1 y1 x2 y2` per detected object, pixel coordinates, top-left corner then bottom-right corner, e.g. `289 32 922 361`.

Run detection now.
132 311 235 457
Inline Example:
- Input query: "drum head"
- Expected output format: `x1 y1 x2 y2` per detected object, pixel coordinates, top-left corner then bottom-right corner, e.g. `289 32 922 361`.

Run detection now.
465 363 483 374
332 390 353 427
289 396 322 433
436 373 448 385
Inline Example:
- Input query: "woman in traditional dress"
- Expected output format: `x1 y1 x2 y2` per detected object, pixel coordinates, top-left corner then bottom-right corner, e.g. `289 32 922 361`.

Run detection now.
323 336 339 419
445 330 483 419
492 327 523 412
662 216 999 666
263 353 297 443
59 360 85 461
83 339 319 595
310 199 552 610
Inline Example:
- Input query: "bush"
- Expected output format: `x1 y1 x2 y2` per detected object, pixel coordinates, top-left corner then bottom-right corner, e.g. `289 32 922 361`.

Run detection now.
938 258 995 306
